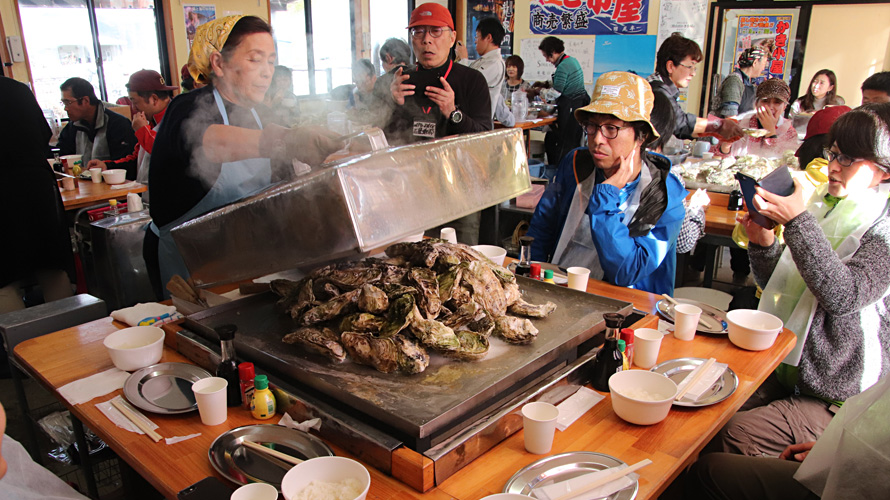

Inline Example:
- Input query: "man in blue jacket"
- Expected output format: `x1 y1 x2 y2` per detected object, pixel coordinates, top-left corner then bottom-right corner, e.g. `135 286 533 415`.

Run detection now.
526 71 687 296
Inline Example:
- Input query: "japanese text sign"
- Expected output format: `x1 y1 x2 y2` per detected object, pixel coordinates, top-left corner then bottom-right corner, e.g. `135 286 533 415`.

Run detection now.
530 0 649 35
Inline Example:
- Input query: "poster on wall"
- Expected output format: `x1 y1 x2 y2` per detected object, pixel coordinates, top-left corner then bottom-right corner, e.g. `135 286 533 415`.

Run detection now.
656 0 707 50
184 5 217 49
592 35 656 82
466 0 516 58
529 0 649 35
733 14 795 82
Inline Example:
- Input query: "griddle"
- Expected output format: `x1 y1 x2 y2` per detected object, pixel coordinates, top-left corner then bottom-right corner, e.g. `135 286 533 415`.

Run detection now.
183 278 631 451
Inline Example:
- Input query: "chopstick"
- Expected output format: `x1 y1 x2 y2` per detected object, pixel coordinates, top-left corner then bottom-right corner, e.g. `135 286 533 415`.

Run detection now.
552 458 653 500
111 399 162 443
241 439 303 466
675 358 717 401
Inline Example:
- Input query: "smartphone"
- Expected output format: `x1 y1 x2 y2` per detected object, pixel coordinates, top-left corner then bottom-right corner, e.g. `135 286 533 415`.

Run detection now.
735 166 795 229
403 68 441 107
177 477 234 500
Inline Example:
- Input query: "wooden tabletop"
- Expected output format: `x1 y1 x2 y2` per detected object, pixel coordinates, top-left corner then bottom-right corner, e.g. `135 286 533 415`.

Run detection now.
688 190 741 239
60 180 147 211
495 115 557 131
14 280 795 499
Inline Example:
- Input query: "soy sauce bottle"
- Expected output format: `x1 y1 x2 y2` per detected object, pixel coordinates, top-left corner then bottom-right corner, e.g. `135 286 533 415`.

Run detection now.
216 324 242 407
515 236 534 277
590 313 626 392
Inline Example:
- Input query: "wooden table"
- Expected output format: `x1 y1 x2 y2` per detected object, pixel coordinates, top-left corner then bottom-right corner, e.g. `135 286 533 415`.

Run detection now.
495 115 557 155
15 280 795 500
60 181 147 212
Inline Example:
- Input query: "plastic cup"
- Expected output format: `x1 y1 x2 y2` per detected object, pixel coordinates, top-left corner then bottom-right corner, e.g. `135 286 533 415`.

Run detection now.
521 402 559 454
633 328 664 369
61 177 75 191
192 377 228 426
440 227 457 244
673 304 702 341
90 167 103 183
566 267 590 291
231 483 278 500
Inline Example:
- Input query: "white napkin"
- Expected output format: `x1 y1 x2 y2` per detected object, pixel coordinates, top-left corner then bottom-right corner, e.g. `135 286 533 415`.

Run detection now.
95 395 159 435
677 362 728 402
556 387 604 431
110 181 142 190
59 368 131 405
110 302 181 327
533 466 637 500
278 413 322 432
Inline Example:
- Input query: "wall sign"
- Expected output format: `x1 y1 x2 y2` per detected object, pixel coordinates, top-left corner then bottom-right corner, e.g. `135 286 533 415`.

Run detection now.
529 0 649 35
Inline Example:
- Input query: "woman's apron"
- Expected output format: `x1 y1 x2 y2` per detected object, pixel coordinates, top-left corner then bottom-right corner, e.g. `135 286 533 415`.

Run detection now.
150 88 271 290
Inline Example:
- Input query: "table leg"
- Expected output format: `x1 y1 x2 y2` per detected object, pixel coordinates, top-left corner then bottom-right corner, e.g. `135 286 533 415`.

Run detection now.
703 244 718 289
72 416 100 499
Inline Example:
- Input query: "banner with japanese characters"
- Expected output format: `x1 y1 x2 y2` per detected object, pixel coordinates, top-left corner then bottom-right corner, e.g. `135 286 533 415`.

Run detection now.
529 0 649 35
733 14 795 81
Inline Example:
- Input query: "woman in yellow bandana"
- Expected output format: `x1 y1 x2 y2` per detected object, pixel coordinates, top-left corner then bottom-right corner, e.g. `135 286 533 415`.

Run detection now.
145 16 342 299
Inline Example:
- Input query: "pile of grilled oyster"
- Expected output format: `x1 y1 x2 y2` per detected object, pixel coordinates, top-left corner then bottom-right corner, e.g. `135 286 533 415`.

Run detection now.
270 240 557 374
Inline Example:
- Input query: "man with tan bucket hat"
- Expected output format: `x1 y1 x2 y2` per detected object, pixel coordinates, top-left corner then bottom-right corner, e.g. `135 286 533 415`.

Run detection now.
526 72 687 296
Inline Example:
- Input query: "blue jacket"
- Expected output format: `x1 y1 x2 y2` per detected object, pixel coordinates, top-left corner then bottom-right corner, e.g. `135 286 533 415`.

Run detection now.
527 148 687 296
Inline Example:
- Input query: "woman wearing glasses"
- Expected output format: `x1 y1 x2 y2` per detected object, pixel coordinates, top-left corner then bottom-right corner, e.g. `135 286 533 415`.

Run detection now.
708 103 890 458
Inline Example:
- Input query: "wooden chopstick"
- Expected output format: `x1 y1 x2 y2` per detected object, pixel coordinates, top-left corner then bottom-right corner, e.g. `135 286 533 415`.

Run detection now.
241 439 303 466
675 358 717 401
552 458 653 500
111 399 162 443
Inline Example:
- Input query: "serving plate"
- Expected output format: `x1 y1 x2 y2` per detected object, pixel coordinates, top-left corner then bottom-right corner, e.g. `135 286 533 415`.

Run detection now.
209 425 334 490
650 357 738 407
123 362 211 414
503 451 637 499
655 298 728 334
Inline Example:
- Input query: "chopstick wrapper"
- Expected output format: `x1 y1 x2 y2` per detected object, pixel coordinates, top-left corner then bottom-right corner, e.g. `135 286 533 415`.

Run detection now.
96 395 159 435
110 302 182 327
533 465 637 500
677 362 727 402
59 368 131 405
556 387 604 431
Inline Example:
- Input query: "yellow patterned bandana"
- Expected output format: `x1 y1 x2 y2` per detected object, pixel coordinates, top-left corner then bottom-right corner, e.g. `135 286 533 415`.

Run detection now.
574 71 658 138
187 15 244 85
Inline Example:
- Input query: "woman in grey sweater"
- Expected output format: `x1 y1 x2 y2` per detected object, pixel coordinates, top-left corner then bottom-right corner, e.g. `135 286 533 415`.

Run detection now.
709 103 890 457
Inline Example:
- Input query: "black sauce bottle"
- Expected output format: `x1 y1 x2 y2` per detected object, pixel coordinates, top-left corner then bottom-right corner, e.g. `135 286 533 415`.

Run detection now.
515 235 534 277
590 313 626 392
216 324 242 407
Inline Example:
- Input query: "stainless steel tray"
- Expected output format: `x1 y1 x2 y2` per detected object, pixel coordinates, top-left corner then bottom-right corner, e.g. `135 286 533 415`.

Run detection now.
503 451 637 499
650 357 738 407
208 424 334 490
123 362 211 414
655 298 728 334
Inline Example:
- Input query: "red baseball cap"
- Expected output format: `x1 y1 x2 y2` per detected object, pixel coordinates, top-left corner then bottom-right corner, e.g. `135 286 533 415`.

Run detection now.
803 105 852 141
127 69 179 92
409 3 454 30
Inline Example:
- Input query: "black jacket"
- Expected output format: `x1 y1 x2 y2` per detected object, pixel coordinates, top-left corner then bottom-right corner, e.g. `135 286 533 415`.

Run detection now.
57 103 137 176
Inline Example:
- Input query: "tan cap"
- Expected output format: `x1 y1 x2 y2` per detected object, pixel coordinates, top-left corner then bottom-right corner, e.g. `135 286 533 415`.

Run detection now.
575 71 659 138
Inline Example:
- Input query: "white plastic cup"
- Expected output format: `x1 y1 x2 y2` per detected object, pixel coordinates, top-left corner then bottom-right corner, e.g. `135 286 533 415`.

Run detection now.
61 177 75 191
89 167 103 183
231 483 278 500
191 377 228 426
440 227 458 244
566 267 590 291
673 304 702 341
633 328 664 369
521 402 559 454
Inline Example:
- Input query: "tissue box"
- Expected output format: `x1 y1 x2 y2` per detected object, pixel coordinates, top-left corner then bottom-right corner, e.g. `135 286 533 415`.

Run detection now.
516 184 546 209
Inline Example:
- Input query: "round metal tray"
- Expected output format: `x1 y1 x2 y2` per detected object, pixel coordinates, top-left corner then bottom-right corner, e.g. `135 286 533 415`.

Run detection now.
123 362 211 415
503 451 637 499
209 424 334 490
650 357 738 407
655 298 728 334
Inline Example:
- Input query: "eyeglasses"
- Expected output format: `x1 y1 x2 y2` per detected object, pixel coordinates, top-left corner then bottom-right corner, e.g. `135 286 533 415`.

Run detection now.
823 148 862 167
583 123 630 140
410 27 451 39
677 62 697 73
60 98 82 106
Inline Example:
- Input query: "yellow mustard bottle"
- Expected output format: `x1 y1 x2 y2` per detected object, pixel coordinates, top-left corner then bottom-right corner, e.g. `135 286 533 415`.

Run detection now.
542 269 555 284
250 375 276 419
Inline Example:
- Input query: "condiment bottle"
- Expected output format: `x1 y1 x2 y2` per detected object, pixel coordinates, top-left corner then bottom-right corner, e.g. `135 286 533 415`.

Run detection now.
728 190 744 211
238 362 256 410
251 375 276 419
515 236 534 277
602 312 625 340
619 328 635 368
530 263 542 280
590 337 624 392
617 339 629 371
215 324 242 407
52 151 63 173
106 199 120 217
542 269 555 284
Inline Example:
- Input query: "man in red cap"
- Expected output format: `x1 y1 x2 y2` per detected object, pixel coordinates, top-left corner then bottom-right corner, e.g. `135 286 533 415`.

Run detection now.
795 105 852 171
88 69 177 198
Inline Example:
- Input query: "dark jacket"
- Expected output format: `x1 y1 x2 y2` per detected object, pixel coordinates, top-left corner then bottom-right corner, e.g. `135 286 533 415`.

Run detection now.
649 77 697 140
58 103 137 177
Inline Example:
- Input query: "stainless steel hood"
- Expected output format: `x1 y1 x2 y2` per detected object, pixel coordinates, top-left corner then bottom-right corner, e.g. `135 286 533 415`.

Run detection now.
172 129 530 286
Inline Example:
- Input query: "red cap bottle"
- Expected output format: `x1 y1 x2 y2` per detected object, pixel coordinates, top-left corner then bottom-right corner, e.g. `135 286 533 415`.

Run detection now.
530 263 542 280
619 329 635 368
238 362 256 410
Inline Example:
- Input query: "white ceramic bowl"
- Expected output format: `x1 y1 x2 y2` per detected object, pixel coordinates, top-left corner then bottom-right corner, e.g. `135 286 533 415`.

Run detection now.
231 482 278 500
727 309 783 351
608 370 678 425
481 495 536 499
103 326 165 371
282 456 370 500
471 245 508 267
102 168 127 184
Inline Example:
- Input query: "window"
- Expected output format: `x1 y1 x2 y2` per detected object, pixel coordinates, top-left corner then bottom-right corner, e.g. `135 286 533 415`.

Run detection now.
369 0 411 73
18 0 165 115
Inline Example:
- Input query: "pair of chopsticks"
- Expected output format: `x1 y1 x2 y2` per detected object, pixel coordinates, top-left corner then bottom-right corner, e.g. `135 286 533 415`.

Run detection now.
111 399 162 443
241 439 303 466
674 358 717 402
552 458 653 500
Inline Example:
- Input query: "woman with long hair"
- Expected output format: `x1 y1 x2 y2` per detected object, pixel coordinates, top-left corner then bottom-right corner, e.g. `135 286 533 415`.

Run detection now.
791 69 845 115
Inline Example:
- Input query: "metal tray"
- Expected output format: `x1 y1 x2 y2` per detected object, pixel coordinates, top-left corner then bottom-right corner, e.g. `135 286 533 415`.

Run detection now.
503 451 637 499
208 424 334 490
650 357 738 407
655 298 728 334
123 362 211 414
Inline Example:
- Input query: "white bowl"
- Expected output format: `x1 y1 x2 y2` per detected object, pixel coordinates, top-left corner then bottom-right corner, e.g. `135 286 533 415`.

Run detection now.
727 309 783 351
481 495 536 499
231 482 278 500
471 245 508 267
103 326 165 371
102 168 127 184
608 370 678 425
282 456 370 500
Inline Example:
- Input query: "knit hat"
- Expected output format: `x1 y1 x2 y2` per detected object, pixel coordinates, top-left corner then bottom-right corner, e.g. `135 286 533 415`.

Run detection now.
574 71 658 138
756 78 791 104
126 69 178 92
408 3 454 30
804 105 852 140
